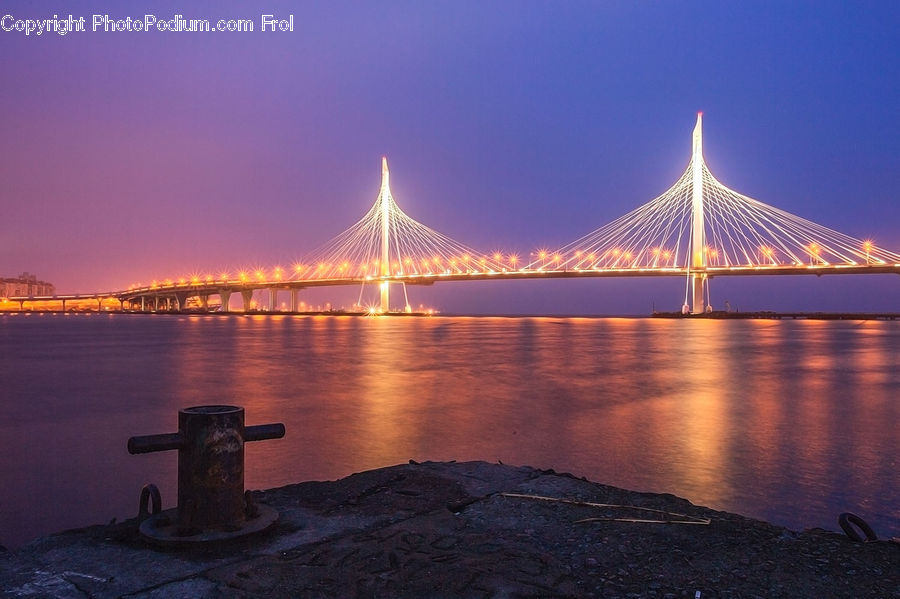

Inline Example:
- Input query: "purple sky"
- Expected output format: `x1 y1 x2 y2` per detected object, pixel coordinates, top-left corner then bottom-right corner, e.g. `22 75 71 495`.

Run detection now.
2 1 898 314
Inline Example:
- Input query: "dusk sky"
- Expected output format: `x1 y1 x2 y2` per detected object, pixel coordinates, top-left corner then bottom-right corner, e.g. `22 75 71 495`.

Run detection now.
2 1 898 314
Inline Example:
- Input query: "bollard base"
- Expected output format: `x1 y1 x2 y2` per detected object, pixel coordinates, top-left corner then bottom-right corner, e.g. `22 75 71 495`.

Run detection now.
138 504 279 546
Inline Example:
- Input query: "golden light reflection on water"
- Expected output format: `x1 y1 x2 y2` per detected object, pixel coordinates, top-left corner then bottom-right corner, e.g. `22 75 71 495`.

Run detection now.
149 316 900 533
355 318 430 465
794 321 837 489
740 321 786 503
670 321 732 504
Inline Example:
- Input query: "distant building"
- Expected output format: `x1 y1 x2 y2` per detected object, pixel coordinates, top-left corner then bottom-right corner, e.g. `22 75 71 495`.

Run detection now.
0 272 55 297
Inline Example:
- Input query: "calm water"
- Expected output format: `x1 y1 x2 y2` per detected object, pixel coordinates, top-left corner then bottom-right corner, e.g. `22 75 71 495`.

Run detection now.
0 313 898 548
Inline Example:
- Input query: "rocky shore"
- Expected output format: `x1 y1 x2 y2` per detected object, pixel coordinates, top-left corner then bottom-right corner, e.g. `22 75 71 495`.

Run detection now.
2 461 897 598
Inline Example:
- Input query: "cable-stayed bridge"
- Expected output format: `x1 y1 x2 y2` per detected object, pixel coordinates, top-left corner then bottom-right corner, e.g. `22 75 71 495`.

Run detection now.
7 114 900 314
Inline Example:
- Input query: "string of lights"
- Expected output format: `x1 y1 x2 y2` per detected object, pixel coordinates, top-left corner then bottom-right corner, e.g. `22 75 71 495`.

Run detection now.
121 119 900 299
290 158 508 281
539 142 899 272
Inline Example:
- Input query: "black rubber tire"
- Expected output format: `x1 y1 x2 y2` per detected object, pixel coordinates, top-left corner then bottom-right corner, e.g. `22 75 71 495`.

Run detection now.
838 512 877 542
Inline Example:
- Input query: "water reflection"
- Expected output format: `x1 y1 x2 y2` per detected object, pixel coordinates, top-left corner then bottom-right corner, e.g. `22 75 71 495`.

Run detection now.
1 314 898 549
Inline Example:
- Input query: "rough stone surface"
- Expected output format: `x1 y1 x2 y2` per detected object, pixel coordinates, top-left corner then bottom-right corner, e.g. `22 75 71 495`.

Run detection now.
2 461 897 598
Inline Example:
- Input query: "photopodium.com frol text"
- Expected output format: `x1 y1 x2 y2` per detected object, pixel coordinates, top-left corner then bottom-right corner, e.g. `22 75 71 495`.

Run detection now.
1 13 294 36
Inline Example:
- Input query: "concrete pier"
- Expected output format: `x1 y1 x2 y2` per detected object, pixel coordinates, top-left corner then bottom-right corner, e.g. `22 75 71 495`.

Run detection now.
1 461 896 598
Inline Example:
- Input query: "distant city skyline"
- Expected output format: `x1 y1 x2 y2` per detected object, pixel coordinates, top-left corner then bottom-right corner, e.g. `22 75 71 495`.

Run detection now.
0 272 55 298
2 1 898 313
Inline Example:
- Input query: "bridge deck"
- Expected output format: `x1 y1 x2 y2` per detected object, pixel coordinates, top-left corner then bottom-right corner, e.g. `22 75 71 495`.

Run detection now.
6 263 899 304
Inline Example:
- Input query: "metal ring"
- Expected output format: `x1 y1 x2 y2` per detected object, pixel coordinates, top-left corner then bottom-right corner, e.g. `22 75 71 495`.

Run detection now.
138 484 162 522
838 512 877 543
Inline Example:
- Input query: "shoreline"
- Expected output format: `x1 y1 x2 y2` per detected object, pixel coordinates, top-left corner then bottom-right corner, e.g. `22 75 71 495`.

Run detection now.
2 461 897 597
652 310 900 320
4 309 900 320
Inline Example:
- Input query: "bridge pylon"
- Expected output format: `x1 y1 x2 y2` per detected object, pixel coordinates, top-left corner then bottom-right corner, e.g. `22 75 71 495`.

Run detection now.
380 157 391 312
688 112 708 315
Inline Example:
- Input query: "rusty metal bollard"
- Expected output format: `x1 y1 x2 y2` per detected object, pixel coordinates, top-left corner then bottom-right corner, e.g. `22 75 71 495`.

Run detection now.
128 405 285 544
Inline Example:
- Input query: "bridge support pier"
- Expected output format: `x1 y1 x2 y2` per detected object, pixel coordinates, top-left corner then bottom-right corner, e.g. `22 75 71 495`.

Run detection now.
61 299 66 312
174 292 189 313
691 273 706 315
241 290 253 312
268 288 277 312
380 282 390 313
199 295 209 311
290 289 300 313
97 298 102 312
220 290 232 313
